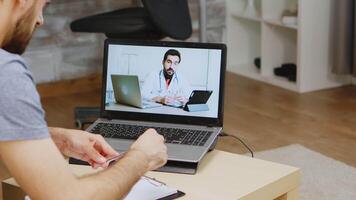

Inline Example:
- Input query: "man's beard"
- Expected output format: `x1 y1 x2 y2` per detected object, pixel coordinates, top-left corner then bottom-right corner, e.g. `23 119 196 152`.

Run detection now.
2 8 36 55
164 68 175 80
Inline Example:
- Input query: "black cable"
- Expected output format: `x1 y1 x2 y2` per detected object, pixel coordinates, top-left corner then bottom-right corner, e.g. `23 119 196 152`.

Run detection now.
219 132 254 158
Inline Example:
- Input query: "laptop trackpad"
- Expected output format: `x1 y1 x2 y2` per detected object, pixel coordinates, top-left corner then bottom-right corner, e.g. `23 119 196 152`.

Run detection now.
167 144 205 162
106 138 133 152
106 138 204 162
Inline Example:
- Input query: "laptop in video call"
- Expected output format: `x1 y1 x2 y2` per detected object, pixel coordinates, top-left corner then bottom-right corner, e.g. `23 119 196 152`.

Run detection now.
86 39 227 173
111 74 162 109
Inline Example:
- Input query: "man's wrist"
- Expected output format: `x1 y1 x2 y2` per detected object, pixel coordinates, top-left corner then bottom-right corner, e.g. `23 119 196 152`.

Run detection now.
49 127 63 141
49 127 67 136
48 127 68 157
123 149 150 174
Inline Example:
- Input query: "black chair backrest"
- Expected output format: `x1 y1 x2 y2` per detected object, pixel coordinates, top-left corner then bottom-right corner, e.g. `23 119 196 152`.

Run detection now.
142 0 192 40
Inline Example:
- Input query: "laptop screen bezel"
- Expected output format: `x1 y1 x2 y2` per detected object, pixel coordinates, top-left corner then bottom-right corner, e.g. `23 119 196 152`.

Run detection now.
101 39 226 127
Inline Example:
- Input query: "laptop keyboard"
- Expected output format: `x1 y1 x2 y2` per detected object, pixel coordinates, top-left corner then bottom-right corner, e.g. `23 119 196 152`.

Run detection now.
90 123 212 146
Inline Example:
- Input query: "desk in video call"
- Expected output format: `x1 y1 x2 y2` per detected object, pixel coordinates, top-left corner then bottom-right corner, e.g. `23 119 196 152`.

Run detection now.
105 103 215 118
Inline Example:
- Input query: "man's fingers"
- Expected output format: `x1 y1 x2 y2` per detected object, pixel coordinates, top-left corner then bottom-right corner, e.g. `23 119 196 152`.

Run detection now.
93 135 119 157
84 145 106 164
90 160 109 169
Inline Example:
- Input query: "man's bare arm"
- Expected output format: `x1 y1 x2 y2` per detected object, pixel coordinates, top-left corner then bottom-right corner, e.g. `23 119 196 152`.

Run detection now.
79 149 150 199
49 127 120 169
0 129 166 200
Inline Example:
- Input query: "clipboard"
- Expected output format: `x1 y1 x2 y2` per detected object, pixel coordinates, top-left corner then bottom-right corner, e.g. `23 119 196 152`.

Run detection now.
124 176 185 200
157 190 185 200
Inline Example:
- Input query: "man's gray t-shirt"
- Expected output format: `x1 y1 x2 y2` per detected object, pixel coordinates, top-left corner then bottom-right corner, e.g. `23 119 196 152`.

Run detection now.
0 49 49 141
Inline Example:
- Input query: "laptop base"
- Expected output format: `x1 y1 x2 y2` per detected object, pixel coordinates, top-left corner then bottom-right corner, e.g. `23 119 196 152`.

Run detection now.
69 158 198 174
209 135 218 152
156 160 198 174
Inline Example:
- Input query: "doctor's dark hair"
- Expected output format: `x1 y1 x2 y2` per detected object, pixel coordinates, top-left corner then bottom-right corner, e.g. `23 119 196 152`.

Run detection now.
163 49 181 63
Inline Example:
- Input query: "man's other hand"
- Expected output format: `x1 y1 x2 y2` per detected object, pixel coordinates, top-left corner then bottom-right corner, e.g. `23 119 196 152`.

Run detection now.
129 129 167 171
153 96 175 105
163 96 176 105
49 128 119 169
175 96 188 105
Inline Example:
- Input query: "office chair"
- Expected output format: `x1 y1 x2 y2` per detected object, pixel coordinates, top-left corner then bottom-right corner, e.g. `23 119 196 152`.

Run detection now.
70 0 192 40
70 0 193 129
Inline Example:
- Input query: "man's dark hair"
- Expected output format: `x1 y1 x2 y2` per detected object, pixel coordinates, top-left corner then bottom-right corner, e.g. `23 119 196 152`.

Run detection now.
163 49 181 63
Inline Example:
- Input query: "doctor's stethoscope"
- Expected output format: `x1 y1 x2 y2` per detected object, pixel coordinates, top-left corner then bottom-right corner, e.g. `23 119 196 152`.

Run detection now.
157 70 180 93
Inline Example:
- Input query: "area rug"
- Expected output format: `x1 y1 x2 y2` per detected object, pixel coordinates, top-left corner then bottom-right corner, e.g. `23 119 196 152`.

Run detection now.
254 144 356 200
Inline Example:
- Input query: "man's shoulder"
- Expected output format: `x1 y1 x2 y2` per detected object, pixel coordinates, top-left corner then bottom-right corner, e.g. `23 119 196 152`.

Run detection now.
0 48 26 65
0 49 30 79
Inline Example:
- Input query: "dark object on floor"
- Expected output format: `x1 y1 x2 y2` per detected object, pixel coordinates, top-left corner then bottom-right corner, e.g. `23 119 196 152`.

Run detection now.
254 57 261 69
74 107 100 129
70 0 192 40
274 63 297 82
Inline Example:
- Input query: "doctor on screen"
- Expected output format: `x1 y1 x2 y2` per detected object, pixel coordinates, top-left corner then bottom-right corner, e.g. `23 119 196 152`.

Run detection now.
142 49 192 107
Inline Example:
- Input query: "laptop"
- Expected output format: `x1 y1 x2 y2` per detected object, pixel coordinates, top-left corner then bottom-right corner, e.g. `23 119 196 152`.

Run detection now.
87 39 227 173
111 74 161 109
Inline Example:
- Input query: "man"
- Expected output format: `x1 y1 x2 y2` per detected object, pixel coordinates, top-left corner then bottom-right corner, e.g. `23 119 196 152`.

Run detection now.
0 0 167 199
142 49 192 107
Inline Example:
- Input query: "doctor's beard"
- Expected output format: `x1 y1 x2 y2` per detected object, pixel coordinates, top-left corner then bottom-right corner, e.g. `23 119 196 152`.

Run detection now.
164 68 174 80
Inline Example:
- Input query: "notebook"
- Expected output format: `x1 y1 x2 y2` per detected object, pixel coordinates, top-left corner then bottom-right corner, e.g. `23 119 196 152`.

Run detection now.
125 176 184 200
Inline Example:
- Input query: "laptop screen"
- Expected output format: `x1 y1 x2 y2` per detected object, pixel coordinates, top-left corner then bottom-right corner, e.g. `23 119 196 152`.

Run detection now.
103 40 226 125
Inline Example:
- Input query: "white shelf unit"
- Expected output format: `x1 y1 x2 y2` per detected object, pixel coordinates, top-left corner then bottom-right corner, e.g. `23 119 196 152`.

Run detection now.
226 0 351 93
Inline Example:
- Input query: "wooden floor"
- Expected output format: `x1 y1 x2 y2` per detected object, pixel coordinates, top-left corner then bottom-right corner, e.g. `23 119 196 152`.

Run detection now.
41 72 356 167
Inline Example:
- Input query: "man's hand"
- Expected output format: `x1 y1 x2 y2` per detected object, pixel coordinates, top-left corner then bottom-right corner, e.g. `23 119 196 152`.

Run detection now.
49 127 119 169
175 96 188 105
163 96 176 105
129 129 167 171
153 96 174 105
153 96 185 107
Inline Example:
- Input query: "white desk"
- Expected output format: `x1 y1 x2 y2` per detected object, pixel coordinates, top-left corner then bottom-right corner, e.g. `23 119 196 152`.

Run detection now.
106 102 216 118
2 150 300 200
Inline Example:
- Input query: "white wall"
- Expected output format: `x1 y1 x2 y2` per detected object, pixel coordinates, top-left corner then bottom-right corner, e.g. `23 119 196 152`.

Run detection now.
107 45 210 88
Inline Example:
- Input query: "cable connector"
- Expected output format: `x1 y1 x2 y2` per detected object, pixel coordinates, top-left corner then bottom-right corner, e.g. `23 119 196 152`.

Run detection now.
219 132 254 158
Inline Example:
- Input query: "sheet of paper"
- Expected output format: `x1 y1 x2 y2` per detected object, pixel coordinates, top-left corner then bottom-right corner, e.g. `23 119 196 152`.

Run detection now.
124 176 177 200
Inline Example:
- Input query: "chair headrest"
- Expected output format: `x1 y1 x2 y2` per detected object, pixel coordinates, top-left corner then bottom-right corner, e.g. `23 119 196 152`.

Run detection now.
142 0 192 40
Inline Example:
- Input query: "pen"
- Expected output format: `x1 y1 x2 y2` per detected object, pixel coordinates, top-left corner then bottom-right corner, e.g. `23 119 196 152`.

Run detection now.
142 176 166 186
106 152 126 166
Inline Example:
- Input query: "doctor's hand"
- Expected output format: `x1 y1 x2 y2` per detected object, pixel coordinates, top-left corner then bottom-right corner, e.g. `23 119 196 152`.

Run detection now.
153 96 175 105
49 127 119 169
175 96 188 105
163 96 176 105
130 129 167 171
